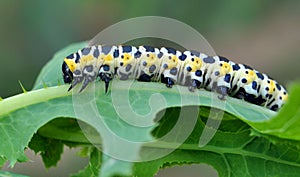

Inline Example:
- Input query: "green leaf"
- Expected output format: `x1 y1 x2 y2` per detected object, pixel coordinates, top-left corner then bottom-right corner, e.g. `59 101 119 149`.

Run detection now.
36 118 90 144
0 156 6 168
28 134 64 168
1 41 300 177
134 107 300 177
71 147 101 177
0 170 29 177
247 83 300 140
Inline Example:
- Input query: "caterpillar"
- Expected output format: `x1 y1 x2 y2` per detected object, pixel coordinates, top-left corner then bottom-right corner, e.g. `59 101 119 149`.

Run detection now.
62 45 288 111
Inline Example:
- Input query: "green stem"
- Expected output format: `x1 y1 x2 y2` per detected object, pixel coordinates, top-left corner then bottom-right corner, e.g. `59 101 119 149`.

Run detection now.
0 85 71 115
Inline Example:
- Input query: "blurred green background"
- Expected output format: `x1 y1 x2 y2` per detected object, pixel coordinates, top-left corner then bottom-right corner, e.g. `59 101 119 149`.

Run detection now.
1 0 299 176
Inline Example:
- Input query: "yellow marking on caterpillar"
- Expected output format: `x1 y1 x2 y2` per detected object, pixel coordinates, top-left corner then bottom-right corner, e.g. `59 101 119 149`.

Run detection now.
188 57 202 72
122 53 133 66
105 54 113 61
149 53 155 60
246 70 257 84
193 57 202 72
101 54 114 65
123 53 132 60
97 53 105 66
64 58 77 72
80 55 94 65
145 53 158 66
167 56 178 68
283 94 288 101
269 80 276 93
220 62 232 76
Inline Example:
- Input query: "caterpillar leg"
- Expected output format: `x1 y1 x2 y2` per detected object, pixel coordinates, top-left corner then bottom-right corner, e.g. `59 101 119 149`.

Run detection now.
79 74 97 93
160 75 175 88
99 73 112 93
188 79 201 92
270 105 279 111
234 88 246 99
68 77 82 91
68 70 84 91
166 77 175 88
118 72 130 80
138 73 152 82
78 65 98 93
98 64 113 93
216 86 229 100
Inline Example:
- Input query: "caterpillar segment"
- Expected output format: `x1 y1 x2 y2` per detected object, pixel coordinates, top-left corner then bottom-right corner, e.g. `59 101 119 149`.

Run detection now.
62 44 288 111
135 45 162 82
229 64 258 99
97 45 117 93
253 73 287 111
115 45 138 81
180 50 204 91
209 56 234 99
158 47 183 88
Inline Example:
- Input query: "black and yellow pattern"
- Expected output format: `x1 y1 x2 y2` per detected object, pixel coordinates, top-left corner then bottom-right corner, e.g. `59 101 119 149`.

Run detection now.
62 45 288 111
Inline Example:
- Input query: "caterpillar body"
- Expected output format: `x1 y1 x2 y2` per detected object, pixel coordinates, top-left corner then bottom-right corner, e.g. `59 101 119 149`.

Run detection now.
62 45 288 111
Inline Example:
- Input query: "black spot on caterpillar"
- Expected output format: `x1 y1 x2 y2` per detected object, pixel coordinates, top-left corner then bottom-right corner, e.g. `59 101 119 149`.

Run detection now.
62 45 288 111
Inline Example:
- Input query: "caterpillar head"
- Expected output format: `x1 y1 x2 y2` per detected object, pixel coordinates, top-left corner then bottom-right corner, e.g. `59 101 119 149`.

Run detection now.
62 58 76 83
